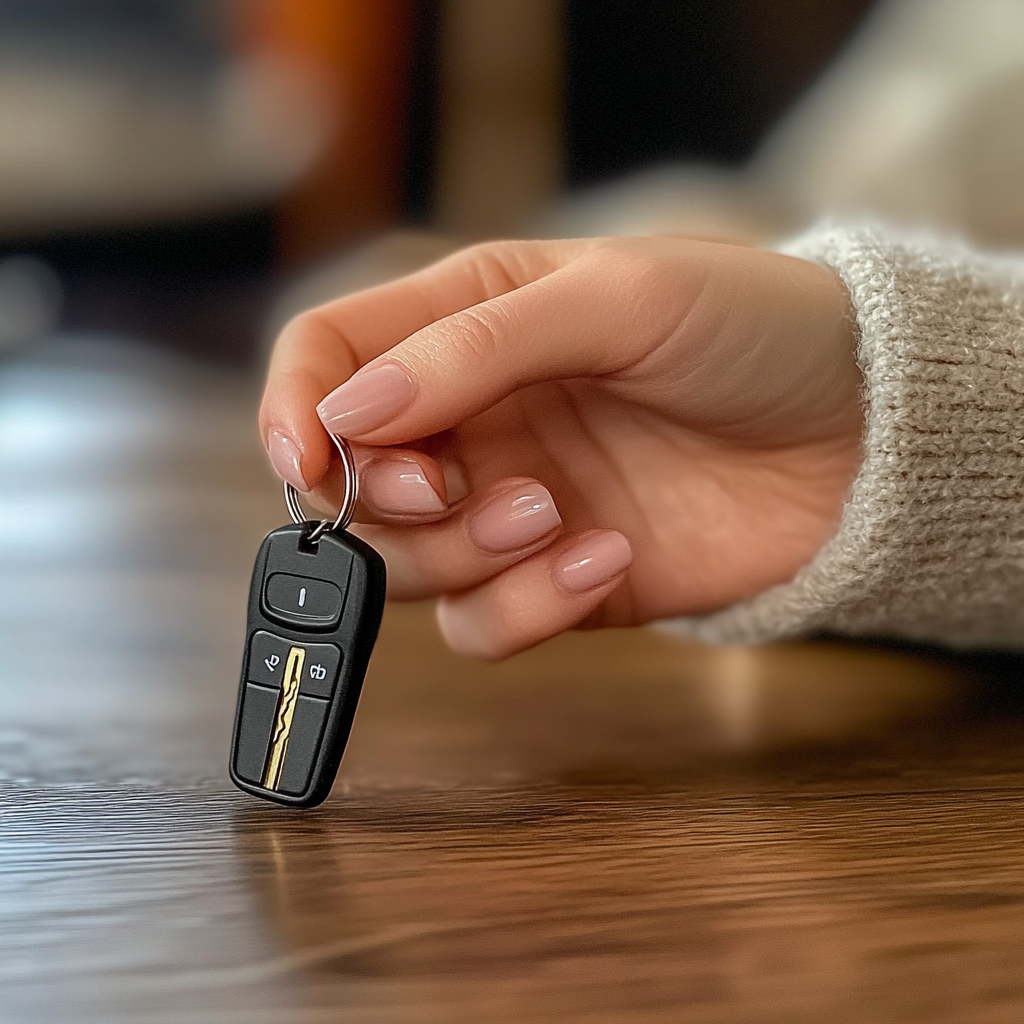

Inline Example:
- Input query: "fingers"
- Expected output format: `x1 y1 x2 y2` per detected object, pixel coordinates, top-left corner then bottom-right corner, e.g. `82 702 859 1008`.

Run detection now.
355 477 565 601
312 454 635 654
260 239 593 491
436 530 634 659
319 453 634 656
315 242 708 447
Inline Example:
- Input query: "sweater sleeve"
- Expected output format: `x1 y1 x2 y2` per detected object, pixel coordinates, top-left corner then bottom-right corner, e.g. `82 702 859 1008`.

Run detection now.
660 222 1024 649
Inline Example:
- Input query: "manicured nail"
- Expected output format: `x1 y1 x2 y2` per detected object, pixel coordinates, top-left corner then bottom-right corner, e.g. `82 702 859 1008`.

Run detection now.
555 531 632 593
267 429 308 491
469 485 562 553
317 363 415 437
363 458 446 515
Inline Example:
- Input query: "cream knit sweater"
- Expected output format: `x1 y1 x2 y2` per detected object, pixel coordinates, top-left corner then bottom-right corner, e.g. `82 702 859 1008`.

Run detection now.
664 222 1024 648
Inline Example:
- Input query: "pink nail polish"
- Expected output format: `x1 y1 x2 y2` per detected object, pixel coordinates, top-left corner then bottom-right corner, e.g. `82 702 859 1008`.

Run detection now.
555 531 632 593
469 486 562 553
267 429 308 491
363 459 446 515
317 363 415 437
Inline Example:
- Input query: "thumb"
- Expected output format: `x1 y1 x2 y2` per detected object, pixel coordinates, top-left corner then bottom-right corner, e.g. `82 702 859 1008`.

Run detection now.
316 244 705 446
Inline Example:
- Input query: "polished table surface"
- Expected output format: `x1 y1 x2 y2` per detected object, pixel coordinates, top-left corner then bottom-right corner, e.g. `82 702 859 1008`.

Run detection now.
1 338 1022 1024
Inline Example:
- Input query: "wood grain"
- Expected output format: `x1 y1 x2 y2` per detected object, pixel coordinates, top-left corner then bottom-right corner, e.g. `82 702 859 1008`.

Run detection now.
1 338 1021 1023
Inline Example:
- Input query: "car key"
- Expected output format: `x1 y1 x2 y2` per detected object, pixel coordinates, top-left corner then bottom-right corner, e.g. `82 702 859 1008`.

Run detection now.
229 434 385 808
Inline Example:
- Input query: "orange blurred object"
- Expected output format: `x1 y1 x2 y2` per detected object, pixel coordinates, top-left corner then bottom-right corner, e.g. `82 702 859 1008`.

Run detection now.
238 0 416 266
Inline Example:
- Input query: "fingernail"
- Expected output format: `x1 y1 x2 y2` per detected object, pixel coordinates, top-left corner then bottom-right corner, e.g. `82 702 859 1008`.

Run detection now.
469 485 562 553
267 429 308 491
317 362 415 437
363 458 446 515
555 531 633 593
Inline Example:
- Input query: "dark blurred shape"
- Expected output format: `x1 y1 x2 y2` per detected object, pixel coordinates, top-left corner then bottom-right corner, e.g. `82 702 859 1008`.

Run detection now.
0 0 218 53
0 255 62 352
401 0 442 225
0 208 276 365
564 0 877 188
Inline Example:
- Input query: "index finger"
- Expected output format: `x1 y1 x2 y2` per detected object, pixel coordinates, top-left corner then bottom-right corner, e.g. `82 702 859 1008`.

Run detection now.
260 238 596 491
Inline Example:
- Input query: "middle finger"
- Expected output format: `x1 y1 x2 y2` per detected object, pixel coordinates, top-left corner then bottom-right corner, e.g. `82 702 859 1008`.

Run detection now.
353 476 565 600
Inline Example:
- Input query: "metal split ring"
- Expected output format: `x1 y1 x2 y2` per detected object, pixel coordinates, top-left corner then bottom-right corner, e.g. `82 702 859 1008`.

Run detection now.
284 433 359 542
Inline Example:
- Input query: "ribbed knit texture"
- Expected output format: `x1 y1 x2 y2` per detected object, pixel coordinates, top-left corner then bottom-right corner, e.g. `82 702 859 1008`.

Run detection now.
662 223 1024 647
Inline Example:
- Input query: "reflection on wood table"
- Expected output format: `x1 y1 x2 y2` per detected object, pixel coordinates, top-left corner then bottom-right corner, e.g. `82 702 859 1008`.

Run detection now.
1 338 1022 1024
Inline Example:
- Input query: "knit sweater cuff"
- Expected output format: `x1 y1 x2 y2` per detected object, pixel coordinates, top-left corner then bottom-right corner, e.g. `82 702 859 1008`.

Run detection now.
660 222 1024 648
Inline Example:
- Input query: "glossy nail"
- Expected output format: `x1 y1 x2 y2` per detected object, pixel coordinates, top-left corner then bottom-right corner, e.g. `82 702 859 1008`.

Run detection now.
317 363 415 437
363 459 446 515
267 429 308 491
468 485 562 553
555 531 633 593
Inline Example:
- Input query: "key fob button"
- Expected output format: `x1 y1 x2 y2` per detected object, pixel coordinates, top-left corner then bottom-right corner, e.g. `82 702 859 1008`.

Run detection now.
234 684 280 783
248 630 342 698
295 645 342 699
247 631 292 687
263 573 342 629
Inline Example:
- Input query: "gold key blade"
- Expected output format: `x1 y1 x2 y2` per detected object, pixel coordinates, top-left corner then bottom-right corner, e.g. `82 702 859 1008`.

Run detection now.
263 646 305 790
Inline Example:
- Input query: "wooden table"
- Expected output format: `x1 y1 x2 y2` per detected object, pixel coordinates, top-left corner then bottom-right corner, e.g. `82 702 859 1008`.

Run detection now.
1 338 1021 1024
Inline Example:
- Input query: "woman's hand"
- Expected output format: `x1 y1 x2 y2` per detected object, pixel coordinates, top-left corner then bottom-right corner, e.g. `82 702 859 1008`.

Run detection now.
260 237 862 658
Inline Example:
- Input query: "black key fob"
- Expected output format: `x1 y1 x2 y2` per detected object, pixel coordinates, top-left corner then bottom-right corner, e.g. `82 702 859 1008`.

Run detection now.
230 435 385 808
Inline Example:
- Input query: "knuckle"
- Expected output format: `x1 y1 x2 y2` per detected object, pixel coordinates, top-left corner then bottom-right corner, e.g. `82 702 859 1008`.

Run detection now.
456 237 559 295
418 301 513 366
456 304 511 359
592 240 672 289
463 241 530 295
584 242 689 336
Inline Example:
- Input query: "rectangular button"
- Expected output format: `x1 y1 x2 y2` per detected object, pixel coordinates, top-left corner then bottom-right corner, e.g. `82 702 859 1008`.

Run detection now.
264 573 342 629
278 696 330 795
247 631 292 688
297 644 342 699
234 684 279 783
248 630 342 698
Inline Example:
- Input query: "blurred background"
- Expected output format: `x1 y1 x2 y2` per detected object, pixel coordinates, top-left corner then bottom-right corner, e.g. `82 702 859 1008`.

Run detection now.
0 0 886 365
3 0 1023 365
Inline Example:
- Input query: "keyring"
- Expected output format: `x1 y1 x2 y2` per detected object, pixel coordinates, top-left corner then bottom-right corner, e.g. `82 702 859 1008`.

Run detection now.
284 432 359 542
